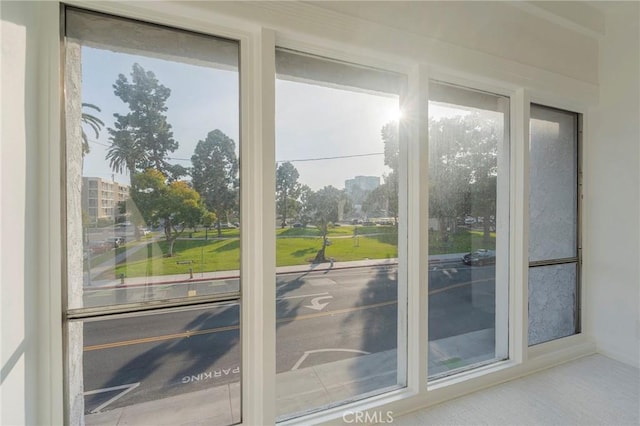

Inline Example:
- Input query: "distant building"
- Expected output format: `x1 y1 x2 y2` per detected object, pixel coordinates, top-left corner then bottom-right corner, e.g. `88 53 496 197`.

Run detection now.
82 177 130 223
345 176 381 212
345 175 380 193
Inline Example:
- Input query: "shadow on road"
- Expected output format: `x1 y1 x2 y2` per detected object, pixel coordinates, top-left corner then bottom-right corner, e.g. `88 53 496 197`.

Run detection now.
83 303 240 413
339 266 399 397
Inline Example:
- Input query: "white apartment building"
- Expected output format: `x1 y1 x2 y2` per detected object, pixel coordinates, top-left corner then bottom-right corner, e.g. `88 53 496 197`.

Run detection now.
81 177 129 223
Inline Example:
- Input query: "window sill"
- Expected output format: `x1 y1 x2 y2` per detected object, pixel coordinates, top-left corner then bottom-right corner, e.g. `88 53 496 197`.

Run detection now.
278 335 595 426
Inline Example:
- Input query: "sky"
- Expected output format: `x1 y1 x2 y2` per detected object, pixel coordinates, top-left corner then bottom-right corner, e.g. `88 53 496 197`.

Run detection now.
81 46 239 185
80 46 465 191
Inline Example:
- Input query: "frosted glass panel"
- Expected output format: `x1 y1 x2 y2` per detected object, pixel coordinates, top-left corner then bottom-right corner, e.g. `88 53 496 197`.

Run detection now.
529 106 578 262
528 263 577 345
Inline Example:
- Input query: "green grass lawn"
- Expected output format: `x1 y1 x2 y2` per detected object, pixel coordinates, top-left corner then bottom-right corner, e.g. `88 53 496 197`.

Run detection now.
429 229 496 255
96 226 495 279
104 238 241 279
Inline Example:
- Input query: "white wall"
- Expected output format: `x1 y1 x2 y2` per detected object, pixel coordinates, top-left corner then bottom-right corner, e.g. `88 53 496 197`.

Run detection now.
200 1 600 107
1 2 38 424
585 3 640 368
310 1 601 84
1 2 62 424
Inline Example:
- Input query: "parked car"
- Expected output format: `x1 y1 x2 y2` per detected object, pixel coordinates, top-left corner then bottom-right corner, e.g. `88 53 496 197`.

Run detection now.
107 236 125 248
292 222 303 228
462 249 496 266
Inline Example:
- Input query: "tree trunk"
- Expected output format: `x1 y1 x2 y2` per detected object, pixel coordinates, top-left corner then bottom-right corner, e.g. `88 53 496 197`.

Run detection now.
280 188 288 228
314 246 326 263
314 236 328 263
168 238 176 257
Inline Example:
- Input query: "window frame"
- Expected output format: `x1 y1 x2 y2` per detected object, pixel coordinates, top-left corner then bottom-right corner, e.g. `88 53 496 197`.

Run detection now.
527 103 583 346
58 4 278 425
37 2 594 425
272 47 411 420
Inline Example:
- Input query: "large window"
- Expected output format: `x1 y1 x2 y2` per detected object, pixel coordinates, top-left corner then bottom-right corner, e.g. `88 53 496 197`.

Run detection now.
57 6 590 425
427 82 510 377
528 104 581 345
274 50 407 419
64 8 241 425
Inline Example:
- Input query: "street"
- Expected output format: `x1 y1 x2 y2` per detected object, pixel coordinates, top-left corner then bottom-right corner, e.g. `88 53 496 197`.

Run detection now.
83 261 496 414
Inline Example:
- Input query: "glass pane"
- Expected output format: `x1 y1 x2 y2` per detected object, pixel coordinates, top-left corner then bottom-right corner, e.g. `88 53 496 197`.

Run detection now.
80 304 240 425
427 82 509 378
529 105 578 262
275 50 405 419
528 263 578 345
65 9 240 310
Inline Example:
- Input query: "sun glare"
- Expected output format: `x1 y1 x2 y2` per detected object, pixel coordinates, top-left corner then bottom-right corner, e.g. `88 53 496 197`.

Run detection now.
388 107 403 123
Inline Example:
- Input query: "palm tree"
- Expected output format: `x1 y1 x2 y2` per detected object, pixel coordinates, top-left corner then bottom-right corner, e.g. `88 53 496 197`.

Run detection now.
105 129 145 178
81 103 104 156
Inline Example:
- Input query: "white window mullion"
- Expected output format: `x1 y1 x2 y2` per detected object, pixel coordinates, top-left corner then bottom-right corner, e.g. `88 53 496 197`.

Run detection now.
495 95 511 361
405 64 430 393
241 27 277 426
41 4 64 424
510 88 530 363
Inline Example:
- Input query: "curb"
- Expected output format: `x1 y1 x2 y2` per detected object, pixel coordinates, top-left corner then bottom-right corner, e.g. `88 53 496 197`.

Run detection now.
85 255 465 291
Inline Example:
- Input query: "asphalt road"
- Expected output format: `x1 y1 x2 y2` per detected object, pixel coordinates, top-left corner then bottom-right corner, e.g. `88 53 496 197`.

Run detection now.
83 261 496 413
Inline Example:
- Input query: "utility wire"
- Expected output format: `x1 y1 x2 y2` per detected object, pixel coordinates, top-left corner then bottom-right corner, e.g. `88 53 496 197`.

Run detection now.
277 152 383 163
90 140 383 164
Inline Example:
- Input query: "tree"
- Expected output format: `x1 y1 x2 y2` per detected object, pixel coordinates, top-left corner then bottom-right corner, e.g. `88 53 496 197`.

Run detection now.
276 162 301 228
460 116 499 243
382 121 399 172
202 211 218 240
428 116 470 237
106 126 144 177
296 184 313 226
81 103 104 156
305 186 348 263
107 63 178 177
428 115 499 243
131 169 204 256
190 129 239 237
379 121 400 223
362 173 397 221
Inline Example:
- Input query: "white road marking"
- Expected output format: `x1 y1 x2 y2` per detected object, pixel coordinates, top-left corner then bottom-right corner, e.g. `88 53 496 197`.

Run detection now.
276 292 329 301
303 295 333 311
291 348 371 371
307 278 337 286
84 382 140 413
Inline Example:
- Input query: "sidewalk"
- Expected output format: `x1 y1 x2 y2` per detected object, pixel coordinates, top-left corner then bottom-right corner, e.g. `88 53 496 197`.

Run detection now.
85 329 494 426
82 254 466 307
85 253 465 290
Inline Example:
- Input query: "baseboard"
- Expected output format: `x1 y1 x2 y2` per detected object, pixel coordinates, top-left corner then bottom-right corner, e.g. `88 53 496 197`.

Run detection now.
595 345 640 369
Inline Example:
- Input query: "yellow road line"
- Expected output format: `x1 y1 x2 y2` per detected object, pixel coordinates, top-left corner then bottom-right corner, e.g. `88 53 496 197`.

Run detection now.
428 278 493 296
85 325 239 351
85 279 491 352
84 300 397 352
